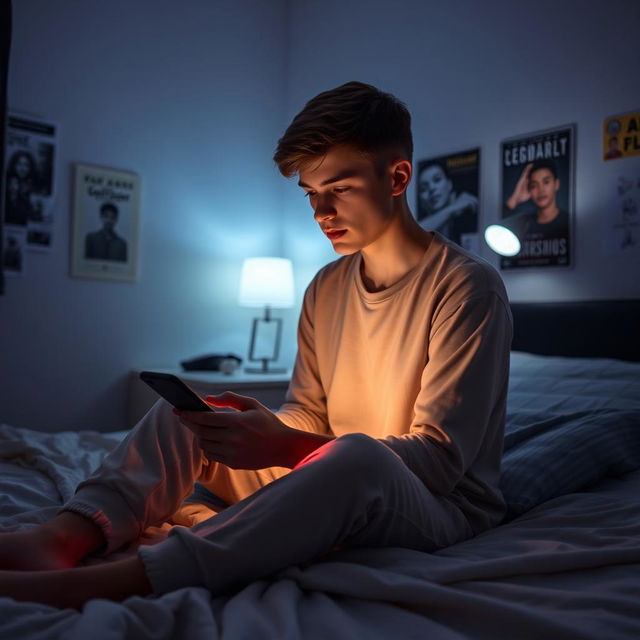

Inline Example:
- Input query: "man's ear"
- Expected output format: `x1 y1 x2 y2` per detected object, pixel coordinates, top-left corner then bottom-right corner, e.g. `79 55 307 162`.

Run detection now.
390 159 412 196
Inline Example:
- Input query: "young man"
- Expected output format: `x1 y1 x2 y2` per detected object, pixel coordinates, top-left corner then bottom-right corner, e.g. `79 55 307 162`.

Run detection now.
0 82 512 608
84 202 128 262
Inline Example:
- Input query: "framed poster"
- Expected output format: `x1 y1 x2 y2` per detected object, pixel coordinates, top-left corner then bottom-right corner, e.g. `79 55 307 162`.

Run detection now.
71 163 140 282
500 124 575 270
416 147 480 253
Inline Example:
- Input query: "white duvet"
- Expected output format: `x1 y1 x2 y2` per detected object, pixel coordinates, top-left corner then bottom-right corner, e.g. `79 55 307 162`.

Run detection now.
1 351 640 639
1 425 639 639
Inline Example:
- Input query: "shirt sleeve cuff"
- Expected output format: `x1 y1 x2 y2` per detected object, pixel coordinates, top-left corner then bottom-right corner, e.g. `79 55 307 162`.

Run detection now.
62 483 142 555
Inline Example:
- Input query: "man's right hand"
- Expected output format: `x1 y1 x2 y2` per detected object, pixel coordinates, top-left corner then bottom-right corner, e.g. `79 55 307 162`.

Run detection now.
506 163 533 210
176 392 334 470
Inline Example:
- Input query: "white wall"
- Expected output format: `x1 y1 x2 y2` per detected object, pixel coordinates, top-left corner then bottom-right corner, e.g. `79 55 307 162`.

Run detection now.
280 0 640 356
3 0 640 432
1 0 288 431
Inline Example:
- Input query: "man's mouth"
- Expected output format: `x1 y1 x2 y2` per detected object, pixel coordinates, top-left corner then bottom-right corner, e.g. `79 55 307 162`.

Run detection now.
325 229 347 240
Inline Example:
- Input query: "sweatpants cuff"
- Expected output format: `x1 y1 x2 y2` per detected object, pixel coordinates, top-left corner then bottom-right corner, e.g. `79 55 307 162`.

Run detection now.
62 484 142 555
138 532 201 595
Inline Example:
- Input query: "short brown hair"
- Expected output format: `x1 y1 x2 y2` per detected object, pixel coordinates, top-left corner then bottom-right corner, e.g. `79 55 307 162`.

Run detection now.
273 81 413 177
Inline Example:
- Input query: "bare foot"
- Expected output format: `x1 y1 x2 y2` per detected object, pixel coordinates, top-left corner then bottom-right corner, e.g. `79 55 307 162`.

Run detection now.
0 512 105 571
0 556 152 609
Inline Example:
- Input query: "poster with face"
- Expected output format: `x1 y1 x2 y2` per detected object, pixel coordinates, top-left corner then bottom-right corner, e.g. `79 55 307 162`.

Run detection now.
416 148 480 254
500 125 575 269
71 164 141 282
4 114 57 251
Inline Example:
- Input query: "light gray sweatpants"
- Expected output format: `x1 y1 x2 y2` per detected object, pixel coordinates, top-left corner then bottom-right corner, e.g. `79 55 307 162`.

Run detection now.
64 400 472 596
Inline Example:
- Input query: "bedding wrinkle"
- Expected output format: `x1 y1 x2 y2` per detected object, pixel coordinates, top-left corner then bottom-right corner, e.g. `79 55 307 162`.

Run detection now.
0 351 639 638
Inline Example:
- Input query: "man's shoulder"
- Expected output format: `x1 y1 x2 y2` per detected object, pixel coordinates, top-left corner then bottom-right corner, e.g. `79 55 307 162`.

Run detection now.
426 233 508 303
309 254 356 288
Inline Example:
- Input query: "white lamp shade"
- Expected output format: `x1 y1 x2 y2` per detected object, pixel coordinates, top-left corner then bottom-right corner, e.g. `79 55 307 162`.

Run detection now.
484 224 521 257
238 257 295 308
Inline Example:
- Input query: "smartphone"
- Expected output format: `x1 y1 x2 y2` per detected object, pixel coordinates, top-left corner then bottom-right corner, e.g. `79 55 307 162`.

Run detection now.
139 371 213 412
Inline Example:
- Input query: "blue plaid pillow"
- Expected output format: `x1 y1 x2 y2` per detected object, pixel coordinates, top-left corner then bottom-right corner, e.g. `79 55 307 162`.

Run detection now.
500 409 640 520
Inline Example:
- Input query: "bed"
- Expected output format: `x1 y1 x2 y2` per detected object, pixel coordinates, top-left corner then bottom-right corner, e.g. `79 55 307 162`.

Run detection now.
1 300 639 639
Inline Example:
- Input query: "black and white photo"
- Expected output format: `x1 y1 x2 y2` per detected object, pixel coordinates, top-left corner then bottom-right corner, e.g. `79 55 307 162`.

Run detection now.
4 114 57 250
416 147 480 253
2 229 26 277
71 163 140 282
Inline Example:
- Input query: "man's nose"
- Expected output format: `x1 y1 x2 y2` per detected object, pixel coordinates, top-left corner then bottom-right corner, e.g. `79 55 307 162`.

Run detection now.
313 195 337 222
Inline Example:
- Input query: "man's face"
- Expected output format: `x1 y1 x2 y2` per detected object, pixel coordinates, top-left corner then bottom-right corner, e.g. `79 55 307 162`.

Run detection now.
418 165 452 213
101 209 118 231
528 168 559 210
297 145 395 255
16 155 31 179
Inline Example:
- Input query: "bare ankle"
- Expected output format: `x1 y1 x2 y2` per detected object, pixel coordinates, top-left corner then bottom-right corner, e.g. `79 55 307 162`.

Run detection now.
43 511 106 564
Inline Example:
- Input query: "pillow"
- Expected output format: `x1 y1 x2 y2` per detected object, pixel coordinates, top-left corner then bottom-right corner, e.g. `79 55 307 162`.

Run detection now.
500 408 640 520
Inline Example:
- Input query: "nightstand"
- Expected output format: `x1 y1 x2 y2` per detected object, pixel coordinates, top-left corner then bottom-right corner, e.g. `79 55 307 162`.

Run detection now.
128 368 291 427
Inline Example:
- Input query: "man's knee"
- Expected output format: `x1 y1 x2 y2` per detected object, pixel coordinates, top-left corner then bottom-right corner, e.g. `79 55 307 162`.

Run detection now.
331 432 402 479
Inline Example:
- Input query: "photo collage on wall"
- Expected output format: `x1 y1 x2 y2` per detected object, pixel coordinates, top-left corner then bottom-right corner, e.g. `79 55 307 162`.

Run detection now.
3 114 57 277
416 108 639 270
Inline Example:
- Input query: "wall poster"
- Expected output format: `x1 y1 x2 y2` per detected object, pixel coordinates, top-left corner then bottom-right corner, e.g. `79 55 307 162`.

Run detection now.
500 124 575 270
603 110 640 161
416 147 480 254
71 163 141 282
4 113 57 252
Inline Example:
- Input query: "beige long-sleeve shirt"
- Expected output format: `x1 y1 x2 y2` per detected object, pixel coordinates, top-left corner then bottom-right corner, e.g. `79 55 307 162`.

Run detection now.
278 232 512 532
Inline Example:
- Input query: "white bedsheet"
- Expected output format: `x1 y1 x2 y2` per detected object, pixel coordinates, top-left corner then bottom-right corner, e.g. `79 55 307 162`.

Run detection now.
1 421 639 639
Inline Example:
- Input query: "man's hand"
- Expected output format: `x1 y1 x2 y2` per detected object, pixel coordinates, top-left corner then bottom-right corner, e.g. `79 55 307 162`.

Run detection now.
506 163 533 210
175 392 305 470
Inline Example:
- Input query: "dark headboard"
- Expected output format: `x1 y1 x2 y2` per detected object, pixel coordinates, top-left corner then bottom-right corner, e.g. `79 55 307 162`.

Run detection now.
510 300 640 362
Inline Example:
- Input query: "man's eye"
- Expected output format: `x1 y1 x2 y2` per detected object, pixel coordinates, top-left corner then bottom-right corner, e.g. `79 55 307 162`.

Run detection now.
334 187 351 194
303 191 316 199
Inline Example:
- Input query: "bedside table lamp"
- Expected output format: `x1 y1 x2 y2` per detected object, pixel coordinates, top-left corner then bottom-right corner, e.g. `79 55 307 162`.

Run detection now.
238 257 294 374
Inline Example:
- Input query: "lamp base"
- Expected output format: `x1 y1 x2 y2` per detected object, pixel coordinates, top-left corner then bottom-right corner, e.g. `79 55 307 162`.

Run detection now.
245 366 287 375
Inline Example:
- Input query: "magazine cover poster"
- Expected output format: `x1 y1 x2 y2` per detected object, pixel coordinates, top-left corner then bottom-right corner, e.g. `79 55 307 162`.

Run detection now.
416 147 480 253
71 163 140 282
603 110 640 161
500 124 574 269
4 114 57 251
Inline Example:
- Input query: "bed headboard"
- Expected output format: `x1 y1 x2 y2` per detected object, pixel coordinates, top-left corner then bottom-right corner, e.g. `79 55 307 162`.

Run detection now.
510 299 640 362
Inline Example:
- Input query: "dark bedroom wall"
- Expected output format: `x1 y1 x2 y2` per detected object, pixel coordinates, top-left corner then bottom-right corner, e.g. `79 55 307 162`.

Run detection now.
279 0 640 320
0 0 289 431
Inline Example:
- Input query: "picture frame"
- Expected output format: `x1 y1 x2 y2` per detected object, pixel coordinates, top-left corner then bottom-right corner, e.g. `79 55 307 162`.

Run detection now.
415 147 481 254
71 163 140 282
499 123 575 270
